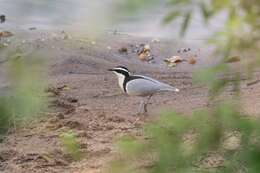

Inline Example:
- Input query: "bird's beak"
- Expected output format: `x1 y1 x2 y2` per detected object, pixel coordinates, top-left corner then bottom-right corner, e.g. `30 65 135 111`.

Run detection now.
108 69 114 71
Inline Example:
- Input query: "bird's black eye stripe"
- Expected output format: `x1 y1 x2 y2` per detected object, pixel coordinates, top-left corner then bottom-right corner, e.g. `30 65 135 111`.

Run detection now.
116 66 129 71
115 69 129 76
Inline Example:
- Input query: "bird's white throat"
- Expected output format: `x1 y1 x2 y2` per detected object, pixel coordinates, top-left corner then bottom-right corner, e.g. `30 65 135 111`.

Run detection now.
114 72 125 91
115 72 125 91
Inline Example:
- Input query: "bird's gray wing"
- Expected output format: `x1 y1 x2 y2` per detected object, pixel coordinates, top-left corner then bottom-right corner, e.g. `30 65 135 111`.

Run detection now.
134 75 179 92
126 78 161 96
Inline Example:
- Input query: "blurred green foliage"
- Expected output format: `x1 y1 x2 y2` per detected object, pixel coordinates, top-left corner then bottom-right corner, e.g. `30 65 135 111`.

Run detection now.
0 52 46 140
60 131 81 161
109 104 260 173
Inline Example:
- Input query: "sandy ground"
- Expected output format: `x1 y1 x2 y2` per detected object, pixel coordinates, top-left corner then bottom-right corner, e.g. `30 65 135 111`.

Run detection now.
0 30 260 173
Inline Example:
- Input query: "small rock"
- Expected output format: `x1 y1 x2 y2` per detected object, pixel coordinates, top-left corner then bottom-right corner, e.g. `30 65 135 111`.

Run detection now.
0 15 5 23
137 44 150 55
118 47 128 54
164 56 185 67
151 38 160 43
177 48 191 53
144 44 150 51
67 97 78 103
188 57 197 65
56 112 65 119
138 52 147 61
164 56 184 63
137 44 154 62
29 27 37 30
0 31 13 38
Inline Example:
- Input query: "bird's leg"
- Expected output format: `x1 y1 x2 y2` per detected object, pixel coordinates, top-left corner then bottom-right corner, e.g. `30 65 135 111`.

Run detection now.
138 99 145 115
134 95 153 124
133 99 145 124
143 94 153 114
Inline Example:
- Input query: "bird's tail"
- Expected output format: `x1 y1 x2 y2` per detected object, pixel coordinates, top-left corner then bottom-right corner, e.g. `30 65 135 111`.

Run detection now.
159 84 179 92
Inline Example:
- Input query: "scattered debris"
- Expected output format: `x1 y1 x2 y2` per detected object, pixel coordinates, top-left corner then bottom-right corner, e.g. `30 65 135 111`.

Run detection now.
0 31 13 38
177 48 191 53
225 56 241 63
61 30 70 40
137 44 154 62
0 15 5 23
164 56 185 67
151 38 160 43
67 97 78 103
118 47 128 54
168 56 184 63
137 44 150 54
57 85 70 91
247 79 260 86
188 57 197 65
29 27 37 30
138 52 147 61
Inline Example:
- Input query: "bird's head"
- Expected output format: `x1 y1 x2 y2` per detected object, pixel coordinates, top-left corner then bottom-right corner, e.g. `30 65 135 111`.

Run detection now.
108 66 130 78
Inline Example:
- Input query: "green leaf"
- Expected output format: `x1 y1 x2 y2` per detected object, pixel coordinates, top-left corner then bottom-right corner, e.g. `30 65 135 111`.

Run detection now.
168 0 190 5
162 11 180 25
199 1 214 23
212 0 230 11
60 131 81 161
180 11 192 37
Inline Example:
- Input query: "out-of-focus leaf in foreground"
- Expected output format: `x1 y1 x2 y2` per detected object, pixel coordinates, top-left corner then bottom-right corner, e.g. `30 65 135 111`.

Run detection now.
60 131 81 161
0 53 47 139
108 104 260 173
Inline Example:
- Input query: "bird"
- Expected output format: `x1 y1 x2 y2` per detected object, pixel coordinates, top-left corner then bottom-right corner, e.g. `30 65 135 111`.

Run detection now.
108 66 179 114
